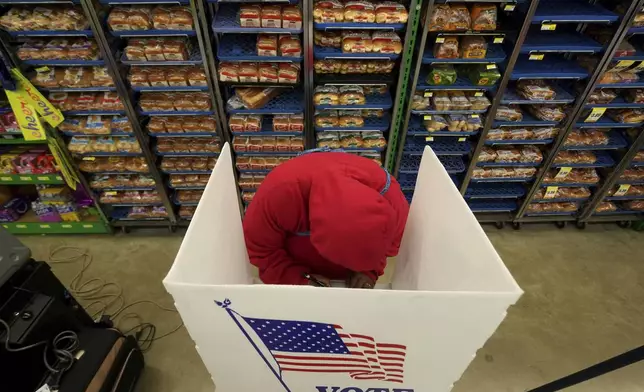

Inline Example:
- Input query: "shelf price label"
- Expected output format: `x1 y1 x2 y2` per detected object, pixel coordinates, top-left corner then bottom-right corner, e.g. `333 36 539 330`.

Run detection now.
436 37 445 43
614 184 631 197
493 36 504 44
423 91 433 97
585 107 606 123
613 60 635 72
425 136 434 142
423 115 432 120
529 54 545 61
555 167 572 179
541 23 557 31
544 186 559 199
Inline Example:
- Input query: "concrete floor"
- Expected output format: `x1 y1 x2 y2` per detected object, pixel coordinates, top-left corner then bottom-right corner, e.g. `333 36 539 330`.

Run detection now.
17 225 644 392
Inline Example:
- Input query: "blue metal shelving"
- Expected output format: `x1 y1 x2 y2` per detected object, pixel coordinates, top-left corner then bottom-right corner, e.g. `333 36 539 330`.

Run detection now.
403 136 471 156
465 183 526 199
511 56 589 80
315 94 392 110
213 5 303 34
218 36 303 62
228 90 304 114
422 45 506 64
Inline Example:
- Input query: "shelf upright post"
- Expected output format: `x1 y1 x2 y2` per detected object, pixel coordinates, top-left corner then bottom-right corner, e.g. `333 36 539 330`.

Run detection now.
514 0 644 222
459 0 541 195
303 0 315 150
80 0 178 225
192 0 229 144
392 0 436 176
384 0 424 171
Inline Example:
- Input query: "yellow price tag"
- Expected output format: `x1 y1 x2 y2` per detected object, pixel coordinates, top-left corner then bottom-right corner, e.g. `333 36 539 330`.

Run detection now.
541 23 557 31
458 137 466 142
614 184 631 197
425 137 434 142
0 177 10 181
424 91 433 97
504 4 516 11
493 37 504 44
436 37 445 43
585 107 606 123
423 115 432 120
474 92 484 97
613 60 635 71
62 224 73 228
555 167 572 179
486 64 497 70
82 156 96 161
544 186 559 199
40 224 51 228
529 54 545 61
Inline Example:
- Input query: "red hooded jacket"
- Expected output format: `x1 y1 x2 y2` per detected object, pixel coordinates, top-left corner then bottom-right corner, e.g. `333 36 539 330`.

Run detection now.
243 152 409 285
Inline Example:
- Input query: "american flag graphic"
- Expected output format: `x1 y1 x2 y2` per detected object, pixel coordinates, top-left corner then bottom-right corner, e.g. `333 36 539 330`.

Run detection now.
243 317 407 384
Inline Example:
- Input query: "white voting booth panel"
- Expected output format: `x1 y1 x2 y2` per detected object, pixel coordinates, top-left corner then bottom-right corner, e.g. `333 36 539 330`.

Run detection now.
164 144 522 392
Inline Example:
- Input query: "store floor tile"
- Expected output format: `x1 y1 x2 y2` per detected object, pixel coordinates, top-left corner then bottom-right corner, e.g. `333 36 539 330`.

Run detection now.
17 227 644 392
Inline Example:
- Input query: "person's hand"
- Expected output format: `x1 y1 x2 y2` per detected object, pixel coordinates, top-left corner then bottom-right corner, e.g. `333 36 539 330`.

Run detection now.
307 274 331 287
347 272 375 289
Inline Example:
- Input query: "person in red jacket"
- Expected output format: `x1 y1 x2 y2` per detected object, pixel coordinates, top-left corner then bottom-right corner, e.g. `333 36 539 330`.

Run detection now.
243 151 409 288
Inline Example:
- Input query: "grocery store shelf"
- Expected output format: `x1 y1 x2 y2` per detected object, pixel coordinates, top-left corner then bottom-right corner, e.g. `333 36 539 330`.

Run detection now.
0 173 64 185
501 84 575 104
315 94 393 110
560 132 628 150
422 45 506 64
218 36 303 62
314 115 390 132
404 136 471 156
468 200 518 212
314 46 399 60
109 29 196 37
511 56 589 80
551 151 615 168
228 90 304 114
521 32 603 54
23 59 106 66
531 1 619 24
493 112 561 127
314 22 405 31
399 155 465 174
576 117 643 129
464 183 526 199
213 6 303 34
1 212 109 234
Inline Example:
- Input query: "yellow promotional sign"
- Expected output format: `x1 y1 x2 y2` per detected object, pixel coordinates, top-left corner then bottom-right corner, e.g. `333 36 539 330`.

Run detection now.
10 69 64 128
5 88 47 141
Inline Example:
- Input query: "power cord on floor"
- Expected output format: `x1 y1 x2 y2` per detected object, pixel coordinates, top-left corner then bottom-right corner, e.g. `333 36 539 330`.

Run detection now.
47 245 183 353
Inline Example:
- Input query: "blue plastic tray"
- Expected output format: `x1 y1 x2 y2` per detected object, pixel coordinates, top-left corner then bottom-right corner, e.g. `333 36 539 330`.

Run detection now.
218 35 303 62
551 151 615 168
399 155 465 174
470 177 534 183
511 56 589 80
423 45 506 64
561 131 628 150
485 138 554 145
132 85 209 93
521 32 603 54
576 117 643 129
23 59 105 66
531 1 619 24
150 132 218 137
228 90 303 114
213 6 303 34
120 50 202 66
596 74 644 89
110 29 195 37
477 160 542 168
40 87 116 93
314 46 399 61
314 115 390 132
7 30 93 37
468 200 518 212
585 97 644 109
139 109 215 116
493 111 561 127
63 110 126 116
501 84 575 105
315 93 392 110
404 136 471 156
465 183 526 199
314 22 405 31
417 72 496 91
407 115 478 137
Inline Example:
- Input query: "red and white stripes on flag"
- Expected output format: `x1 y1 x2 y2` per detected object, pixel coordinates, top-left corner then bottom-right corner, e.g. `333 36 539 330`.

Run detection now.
272 324 407 383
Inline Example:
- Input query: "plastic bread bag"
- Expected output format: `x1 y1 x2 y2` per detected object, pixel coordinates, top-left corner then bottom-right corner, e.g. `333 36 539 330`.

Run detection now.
495 105 523 121
427 64 457 85
471 3 497 31
423 114 448 132
360 131 386 148
461 36 487 59
344 1 376 23
432 91 451 111
342 32 373 53
478 147 497 162
517 79 556 101
448 91 471 110
339 85 366 105
375 2 408 23
317 132 340 148
519 145 543 163
314 85 339 105
313 0 344 23
433 36 459 59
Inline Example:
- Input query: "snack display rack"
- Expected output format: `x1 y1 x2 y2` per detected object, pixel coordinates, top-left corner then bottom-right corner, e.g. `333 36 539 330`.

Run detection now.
393 0 644 229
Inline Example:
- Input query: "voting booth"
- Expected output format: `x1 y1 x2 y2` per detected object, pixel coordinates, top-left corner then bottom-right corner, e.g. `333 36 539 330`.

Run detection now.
163 144 523 392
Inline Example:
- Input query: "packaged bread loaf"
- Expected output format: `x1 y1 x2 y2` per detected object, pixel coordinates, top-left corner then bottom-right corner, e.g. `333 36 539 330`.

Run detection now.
239 4 261 28
372 32 402 54
344 1 375 22
375 2 408 23
313 0 344 23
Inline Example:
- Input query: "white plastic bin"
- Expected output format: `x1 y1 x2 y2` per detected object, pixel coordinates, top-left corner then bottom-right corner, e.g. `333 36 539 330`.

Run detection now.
164 144 522 392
